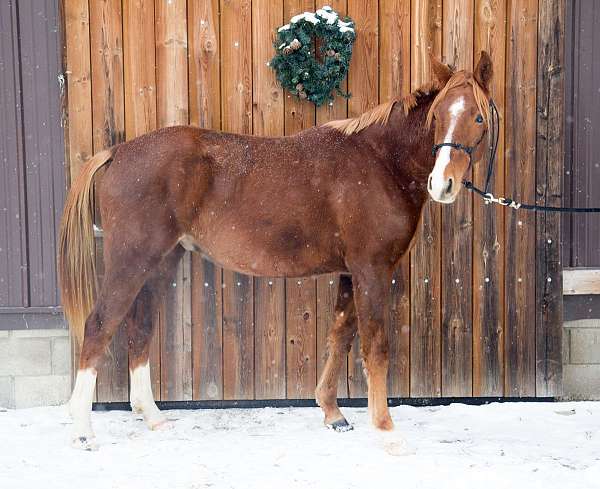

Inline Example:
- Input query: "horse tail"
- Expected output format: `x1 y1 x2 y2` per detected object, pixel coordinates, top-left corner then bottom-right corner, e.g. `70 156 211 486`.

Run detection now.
58 148 114 351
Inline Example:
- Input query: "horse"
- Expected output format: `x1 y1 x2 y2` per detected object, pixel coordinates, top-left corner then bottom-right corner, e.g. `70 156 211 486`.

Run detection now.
59 52 494 449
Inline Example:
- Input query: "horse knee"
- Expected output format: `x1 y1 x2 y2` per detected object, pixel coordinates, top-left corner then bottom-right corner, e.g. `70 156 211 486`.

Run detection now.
360 325 389 365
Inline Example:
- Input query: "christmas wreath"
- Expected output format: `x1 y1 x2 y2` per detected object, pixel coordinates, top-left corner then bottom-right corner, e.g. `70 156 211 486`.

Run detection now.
270 6 356 107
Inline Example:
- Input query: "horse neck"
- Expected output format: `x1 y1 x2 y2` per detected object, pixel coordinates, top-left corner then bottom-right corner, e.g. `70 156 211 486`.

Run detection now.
357 95 436 192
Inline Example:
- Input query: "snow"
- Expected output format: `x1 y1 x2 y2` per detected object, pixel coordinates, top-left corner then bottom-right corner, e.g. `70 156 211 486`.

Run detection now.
1 402 600 489
316 8 338 24
286 8 355 34
291 12 320 25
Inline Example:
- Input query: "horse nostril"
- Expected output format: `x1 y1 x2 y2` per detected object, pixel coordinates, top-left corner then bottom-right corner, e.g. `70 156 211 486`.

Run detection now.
446 178 454 194
428 175 433 191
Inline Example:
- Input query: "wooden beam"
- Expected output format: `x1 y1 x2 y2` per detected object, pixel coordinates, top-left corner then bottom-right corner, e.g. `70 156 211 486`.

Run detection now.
473 0 507 397
441 0 474 398
252 0 286 400
563 268 600 296
379 0 411 398
536 0 565 396
410 0 443 398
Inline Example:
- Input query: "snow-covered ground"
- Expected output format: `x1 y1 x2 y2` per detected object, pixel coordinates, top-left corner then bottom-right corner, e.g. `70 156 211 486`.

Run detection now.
1 402 599 489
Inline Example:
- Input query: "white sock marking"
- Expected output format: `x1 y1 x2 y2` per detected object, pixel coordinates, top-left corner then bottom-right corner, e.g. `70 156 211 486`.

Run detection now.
130 361 165 428
69 368 97 441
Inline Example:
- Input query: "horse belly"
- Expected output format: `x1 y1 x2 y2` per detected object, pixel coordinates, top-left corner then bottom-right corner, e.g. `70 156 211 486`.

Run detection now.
180 220 345 278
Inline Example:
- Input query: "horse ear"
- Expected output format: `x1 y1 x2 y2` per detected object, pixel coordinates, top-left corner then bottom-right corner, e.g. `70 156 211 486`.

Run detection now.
429 53 453 86
474 51 493 91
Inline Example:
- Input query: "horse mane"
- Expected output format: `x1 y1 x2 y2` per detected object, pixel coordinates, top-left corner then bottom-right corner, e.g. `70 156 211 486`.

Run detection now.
325 71 490 136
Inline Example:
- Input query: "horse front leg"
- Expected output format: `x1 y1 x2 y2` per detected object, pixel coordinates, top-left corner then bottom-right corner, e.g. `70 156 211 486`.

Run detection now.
350 265 394 431
315 275 357 431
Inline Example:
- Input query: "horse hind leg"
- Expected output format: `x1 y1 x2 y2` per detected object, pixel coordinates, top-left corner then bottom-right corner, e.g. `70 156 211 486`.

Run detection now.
69 239 177 449
127 247 184 430
315 274 357 432
69 274 145 450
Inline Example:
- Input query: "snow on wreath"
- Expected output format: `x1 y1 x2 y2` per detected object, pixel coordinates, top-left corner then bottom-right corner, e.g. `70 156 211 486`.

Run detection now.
269 6 356 107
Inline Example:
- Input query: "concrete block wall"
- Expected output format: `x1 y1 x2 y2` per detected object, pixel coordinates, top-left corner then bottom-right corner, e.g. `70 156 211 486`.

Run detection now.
563 319 600 400
0 329 71 408
1 321 599 407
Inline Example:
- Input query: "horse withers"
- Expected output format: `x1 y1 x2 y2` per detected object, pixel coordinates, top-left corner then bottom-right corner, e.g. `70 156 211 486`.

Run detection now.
60 53 494 449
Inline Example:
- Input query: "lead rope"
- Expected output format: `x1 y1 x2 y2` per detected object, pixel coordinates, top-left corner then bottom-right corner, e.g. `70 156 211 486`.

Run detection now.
463 100 600 213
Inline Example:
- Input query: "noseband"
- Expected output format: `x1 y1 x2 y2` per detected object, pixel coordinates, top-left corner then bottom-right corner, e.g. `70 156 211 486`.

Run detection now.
431 141 476 164
431 99 500 192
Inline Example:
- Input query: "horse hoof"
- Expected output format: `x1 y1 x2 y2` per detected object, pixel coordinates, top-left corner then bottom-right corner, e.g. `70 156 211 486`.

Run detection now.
148 417 173 431
72 436 99 451
326 418 354 432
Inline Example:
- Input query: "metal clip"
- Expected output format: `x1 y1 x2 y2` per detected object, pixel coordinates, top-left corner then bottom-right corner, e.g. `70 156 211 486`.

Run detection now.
483 193 521 209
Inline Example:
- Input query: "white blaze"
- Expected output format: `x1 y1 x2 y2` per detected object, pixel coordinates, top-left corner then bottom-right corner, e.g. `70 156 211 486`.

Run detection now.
130 361 165 429
429 97 465 200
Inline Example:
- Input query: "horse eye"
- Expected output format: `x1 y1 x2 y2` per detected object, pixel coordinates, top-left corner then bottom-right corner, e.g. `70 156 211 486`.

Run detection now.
475 114 484 124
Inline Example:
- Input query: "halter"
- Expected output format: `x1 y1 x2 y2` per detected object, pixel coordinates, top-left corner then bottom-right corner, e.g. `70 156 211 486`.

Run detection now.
453 100 600 213
431 100 497 175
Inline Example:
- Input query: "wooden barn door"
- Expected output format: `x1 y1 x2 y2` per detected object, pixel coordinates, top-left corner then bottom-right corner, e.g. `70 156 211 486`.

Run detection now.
63 0 564 402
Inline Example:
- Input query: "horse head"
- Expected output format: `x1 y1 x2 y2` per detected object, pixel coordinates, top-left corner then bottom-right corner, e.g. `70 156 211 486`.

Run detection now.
427 51 494 204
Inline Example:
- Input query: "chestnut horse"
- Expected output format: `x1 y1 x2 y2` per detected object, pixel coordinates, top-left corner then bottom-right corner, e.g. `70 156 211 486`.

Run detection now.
60 53 494 449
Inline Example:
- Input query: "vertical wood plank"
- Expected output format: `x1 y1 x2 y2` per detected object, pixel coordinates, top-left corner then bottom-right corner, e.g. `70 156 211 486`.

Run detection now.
282 0 318 399
535 0 564 396
90 0 125 149
252 0 287 399
65 0 93 180
315 0 348 400
65 0 93 396
473 0 507 396
123 0 160 397
155 0 192 402
161 253 193 400
379 0 411 398
441 0 474 397
89 0 128 403
505 0 537 396
283 0 316 134
123 0 157 138
410 0 442 398
188 0 224 401
221 0 255 400
347 0 379 398
192 261 223 400
286 277 317 398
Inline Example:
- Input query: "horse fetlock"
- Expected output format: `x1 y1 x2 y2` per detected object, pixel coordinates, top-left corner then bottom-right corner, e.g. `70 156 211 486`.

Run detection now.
372 412 394 431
